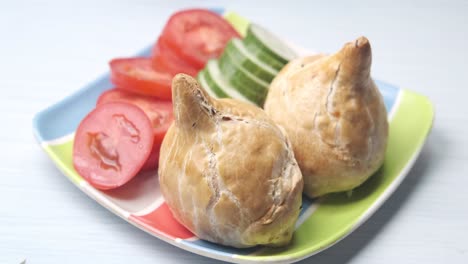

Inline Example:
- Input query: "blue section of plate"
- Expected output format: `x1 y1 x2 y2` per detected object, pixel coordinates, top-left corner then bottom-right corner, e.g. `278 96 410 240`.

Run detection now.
32 46 152 142
375 80 399 111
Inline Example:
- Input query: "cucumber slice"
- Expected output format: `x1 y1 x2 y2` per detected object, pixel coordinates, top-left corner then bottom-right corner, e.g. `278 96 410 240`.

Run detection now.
197 70 218 98
204 60 251 104
224 38 278 83
246 47 286 71
218 51 269 95
218 52 269 106
244 23 298 64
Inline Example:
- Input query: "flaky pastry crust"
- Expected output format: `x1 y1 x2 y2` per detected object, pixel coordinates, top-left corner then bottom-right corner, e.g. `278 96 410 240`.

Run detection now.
264 37 388 198
159 74 303 248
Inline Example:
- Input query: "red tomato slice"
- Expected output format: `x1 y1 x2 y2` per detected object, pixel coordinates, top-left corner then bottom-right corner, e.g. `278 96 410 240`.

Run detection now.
139 142 162 172
73 102 154 190
110 57 172 100
152 37 199 77
161 9 241 68
97 89 174 171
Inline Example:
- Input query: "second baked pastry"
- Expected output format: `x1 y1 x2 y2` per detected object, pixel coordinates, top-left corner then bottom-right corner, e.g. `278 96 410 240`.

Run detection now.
264 37 388 198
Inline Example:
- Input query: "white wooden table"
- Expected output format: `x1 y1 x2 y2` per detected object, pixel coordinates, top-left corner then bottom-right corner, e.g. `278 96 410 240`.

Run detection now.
1 0 467 263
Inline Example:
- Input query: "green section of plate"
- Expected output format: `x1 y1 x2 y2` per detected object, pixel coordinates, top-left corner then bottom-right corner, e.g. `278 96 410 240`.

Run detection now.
224 11 250 36
236 89 434 261
43 138 83 185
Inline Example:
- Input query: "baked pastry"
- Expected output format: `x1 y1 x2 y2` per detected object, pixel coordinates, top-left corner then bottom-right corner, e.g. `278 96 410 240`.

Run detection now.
264 37 388 198
158 74 303 248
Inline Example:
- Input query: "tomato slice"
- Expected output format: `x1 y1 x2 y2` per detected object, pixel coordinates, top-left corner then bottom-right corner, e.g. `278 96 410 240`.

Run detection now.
161 9 241 68
97 89 174 171
152 37 199 77
110 57 172 100
73 102 154 190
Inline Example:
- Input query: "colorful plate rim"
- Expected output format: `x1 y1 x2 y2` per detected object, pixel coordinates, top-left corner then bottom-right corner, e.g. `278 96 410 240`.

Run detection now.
32 9 434 264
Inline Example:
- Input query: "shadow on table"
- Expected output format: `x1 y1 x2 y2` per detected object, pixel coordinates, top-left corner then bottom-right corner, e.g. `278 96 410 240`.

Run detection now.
297 130 439 264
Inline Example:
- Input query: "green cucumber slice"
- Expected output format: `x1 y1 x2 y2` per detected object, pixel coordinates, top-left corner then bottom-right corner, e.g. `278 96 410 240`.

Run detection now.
244 23 298 64
197 70 219 98
218 52 268 106
204 60 251 104
224 38 278 83
240 84 268 106
218 51 269 95
246 47 286 71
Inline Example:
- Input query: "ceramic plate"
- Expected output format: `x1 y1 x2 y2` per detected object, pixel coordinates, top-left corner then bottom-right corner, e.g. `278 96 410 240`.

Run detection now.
32 9 434 264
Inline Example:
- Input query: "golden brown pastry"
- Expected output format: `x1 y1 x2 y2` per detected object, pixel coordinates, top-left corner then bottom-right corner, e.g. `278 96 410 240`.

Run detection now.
158 74 303 248
264 37 388 198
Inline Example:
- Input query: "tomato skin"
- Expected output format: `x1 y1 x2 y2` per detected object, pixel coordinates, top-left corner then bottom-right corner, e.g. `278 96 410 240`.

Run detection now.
161 9 241 68
140 142 162 171
97 89 174 171
110 58 173 100
73 102 154 190
152 36 199 77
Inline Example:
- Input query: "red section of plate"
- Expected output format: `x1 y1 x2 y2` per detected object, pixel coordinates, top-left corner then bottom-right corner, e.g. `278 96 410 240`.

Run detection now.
130 203 195 239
